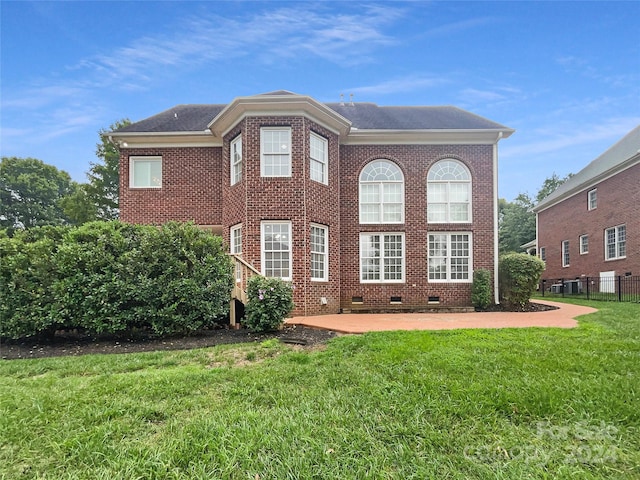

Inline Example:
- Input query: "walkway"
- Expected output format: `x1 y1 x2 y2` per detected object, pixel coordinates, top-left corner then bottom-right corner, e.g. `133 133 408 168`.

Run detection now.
286 300 598 334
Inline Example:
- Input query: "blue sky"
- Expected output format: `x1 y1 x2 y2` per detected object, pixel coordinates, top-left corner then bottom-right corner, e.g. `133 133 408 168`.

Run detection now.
1 1 638 201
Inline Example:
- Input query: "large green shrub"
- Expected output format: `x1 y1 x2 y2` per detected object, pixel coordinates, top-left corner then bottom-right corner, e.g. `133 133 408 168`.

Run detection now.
0 221 234 339
471 268 493 310
244 276 294 332
499 253 545 309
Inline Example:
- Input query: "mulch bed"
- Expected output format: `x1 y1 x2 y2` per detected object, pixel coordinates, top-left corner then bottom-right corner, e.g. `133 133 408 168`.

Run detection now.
0 325 337 361
1 302 557 360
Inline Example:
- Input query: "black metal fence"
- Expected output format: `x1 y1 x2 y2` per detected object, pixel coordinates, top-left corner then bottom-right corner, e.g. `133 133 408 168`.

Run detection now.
539 276 640 303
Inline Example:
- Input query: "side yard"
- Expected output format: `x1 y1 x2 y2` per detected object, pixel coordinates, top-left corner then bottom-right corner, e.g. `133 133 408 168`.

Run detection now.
1 299 638 479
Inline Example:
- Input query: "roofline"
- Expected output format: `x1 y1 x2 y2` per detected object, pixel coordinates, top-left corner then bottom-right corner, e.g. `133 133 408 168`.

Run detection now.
208 93 352 138
342 128 514 145
109 131 220 148
533 153 640 213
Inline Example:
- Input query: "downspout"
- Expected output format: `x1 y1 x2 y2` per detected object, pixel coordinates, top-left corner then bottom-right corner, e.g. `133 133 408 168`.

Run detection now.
493 131 503 304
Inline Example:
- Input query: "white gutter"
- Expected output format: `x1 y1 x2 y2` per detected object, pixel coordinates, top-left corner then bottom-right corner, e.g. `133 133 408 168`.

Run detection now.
493 131 503 304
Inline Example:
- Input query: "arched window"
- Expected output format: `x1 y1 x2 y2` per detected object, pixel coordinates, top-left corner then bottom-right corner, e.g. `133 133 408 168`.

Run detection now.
427 159 471 223
359 160 404 224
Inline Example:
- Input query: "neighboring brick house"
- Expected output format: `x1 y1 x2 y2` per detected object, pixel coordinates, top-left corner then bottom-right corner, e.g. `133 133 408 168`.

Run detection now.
111 91 513 317
532 125 640 290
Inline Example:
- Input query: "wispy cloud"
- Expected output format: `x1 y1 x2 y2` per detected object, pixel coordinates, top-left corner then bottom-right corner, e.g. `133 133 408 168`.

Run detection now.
420 17 498 37
501 117 640 158
349 74 449 96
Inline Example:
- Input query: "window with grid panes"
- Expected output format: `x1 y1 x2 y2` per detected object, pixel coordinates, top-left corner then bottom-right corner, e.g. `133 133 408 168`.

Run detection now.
359 160 404 224
310 224 328 281
428 233 472 282
261 222 291 280
360 233 404 282
261 128 291 177
427 159 471 223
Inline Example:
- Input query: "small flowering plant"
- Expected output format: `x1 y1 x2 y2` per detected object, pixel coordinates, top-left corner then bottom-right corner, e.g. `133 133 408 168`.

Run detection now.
244 276 295 332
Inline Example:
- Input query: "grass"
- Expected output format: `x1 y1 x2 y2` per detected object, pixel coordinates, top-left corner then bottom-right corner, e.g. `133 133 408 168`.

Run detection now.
1 300 638 479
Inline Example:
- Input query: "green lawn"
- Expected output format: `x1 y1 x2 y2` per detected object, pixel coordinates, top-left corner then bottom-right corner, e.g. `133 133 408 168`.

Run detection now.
1 300 638 479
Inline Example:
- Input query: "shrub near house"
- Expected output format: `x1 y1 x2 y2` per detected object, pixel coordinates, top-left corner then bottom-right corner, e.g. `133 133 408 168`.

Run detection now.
0 221 234 340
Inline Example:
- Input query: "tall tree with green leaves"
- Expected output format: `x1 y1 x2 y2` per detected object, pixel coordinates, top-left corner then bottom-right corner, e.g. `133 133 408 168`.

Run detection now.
0 157 77 235
86 119 130 220
498 173 570 254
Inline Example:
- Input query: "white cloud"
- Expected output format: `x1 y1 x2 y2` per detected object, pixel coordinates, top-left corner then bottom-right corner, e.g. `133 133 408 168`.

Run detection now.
349 75 449 96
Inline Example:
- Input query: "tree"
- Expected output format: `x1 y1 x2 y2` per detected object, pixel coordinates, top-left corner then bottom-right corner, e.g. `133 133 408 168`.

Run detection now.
85 119 131 220
498 173 571 254
0 157 77 235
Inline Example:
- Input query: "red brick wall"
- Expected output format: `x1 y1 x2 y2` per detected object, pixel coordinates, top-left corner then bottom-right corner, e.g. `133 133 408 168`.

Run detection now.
339 144 495 310
120 147 222 225
220 116 341 316
537 162 640 281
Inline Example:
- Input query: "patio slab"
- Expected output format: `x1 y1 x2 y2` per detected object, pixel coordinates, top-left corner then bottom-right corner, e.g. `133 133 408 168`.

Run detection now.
286 300 598 334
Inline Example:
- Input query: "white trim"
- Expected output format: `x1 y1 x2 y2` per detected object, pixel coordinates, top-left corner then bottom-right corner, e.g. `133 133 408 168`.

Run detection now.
604 224 626 261
260 127 292 177
359 232 405 283
579 234 589 255
358 160 405 224
260 221 292 281
230 224 242 282
310 223 329 282
230 135 242 185
562 240 570 267
588 188 597 211
129 156 162 188
343 128 513 146
310 132 328 185
428 232 473 283
494 139 500 303
427 159 472 224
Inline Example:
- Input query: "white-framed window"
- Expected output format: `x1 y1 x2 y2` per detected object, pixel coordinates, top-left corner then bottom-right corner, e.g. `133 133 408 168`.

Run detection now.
588 188 597 210
310 224 328 281
230 135 242 185
360 233 405 283
261 221 291 280
605 224 626 260
359 160 404 224
230 224 242 282
580 234 589 255
130 156 162 188
539 247 546 263
261 127 291 177
428 233 472 282
310 132 328 185
427 159 471 223
562 240 570 267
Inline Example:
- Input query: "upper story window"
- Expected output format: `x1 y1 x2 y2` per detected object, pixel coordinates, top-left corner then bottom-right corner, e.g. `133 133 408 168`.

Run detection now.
588 189 597 210
261 221 291 280
230 135 242 185
310 132 328 185
605 224 626 260
427 159 471 223
359 160 404 224
310 224 328 281
261 127 291 177
562 240 570 267
129 156 162 188
580 234 589 254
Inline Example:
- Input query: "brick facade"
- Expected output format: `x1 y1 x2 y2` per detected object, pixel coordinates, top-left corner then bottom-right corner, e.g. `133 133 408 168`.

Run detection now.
537 162 640 281
116 93 511 317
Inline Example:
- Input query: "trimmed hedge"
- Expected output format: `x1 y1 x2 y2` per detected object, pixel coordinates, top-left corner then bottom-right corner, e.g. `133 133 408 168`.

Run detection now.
499 253 545 309
0 221 234 339
471 268 493 310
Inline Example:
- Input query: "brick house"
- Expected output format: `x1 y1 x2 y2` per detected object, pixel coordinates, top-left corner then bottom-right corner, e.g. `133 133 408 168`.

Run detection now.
532 125 640 290
111 91 513 317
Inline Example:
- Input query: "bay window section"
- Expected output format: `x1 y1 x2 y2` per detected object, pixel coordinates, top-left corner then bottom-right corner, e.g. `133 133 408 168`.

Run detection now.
310 224 328 281
261 127 291 177
261 222 291 280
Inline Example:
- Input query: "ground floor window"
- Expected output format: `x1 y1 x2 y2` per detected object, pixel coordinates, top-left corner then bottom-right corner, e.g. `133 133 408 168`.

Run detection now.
261 221 291 280
360 233 405 283
428 233 472 282
605 224 626 260
311 224 328 281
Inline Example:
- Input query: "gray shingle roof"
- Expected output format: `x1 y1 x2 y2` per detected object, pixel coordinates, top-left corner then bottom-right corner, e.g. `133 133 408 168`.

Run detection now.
116 104 226 133
534 125 640 211
115 96 509 133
